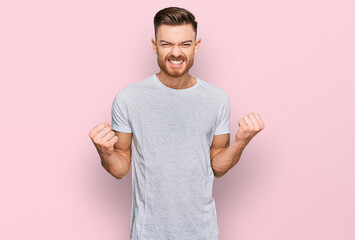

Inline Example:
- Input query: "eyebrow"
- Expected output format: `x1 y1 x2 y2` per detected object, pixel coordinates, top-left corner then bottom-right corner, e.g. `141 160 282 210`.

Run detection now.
159 40 193 44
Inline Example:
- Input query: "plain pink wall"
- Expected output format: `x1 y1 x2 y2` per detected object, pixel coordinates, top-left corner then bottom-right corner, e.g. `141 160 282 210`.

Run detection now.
1 0 354 239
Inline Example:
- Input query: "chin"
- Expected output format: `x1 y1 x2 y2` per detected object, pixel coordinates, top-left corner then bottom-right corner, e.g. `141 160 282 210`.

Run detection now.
165 71 184 78
167 67 189 77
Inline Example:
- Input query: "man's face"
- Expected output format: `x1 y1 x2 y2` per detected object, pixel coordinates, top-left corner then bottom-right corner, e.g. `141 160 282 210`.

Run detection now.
152 24 201 78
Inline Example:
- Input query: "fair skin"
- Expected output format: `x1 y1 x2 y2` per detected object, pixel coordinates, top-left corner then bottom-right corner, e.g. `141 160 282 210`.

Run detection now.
89 122 131 179
151 23 201 89
211 113 264 178
89 23 265 179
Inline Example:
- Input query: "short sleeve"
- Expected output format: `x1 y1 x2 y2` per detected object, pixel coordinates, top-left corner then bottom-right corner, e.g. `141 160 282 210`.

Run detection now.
214 94 231 135
111 91 133 133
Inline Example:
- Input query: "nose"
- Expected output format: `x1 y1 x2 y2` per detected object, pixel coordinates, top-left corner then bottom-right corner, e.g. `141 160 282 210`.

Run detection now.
171 45 182 58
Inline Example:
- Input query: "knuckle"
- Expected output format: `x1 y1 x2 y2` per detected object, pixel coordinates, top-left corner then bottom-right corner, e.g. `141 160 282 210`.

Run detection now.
96 139 103 146
92 136 99 143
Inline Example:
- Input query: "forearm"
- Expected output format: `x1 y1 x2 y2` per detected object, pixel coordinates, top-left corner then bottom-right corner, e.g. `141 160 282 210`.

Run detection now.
211 140 247 178
100 151 130 179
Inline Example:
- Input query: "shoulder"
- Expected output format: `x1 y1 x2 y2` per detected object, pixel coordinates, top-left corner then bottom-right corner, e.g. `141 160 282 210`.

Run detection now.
196 77 229 103
113 75 155 100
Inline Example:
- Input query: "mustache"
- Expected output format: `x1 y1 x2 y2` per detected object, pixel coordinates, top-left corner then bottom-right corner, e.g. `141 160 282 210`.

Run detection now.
167 56 186 61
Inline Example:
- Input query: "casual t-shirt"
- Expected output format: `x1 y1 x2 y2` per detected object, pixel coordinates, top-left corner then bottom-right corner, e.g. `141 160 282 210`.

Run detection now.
110 73 231 240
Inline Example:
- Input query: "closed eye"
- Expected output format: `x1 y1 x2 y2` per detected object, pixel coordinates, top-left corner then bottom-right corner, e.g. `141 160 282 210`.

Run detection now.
161 43 191 46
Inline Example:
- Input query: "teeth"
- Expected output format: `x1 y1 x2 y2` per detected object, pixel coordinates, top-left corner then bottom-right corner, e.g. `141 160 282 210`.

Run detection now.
169 60 184 64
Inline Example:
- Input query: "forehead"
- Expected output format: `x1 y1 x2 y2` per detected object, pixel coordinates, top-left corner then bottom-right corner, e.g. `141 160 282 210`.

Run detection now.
156 24 195 42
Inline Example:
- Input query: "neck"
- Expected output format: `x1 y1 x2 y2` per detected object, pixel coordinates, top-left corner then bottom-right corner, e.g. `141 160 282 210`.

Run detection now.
156 71 196 90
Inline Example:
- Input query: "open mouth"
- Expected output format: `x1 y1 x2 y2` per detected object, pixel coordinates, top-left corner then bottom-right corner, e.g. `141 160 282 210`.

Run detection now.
168 60 184 66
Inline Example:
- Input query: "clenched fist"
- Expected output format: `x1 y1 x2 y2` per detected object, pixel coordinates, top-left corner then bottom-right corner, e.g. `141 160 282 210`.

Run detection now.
89 122 118 157
235 112 265 146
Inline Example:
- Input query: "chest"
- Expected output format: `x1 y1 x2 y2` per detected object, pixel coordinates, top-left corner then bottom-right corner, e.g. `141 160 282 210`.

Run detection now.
128 95 218 141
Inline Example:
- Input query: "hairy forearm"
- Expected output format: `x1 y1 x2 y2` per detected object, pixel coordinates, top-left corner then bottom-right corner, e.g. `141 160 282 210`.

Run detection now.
100 151 130 179
211 140 247 178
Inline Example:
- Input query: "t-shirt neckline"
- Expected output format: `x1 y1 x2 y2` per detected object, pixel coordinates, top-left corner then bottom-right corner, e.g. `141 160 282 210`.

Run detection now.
153 73 200 92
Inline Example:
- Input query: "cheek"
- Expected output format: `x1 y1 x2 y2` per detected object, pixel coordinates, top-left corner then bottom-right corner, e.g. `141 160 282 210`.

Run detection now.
157 54 165 61
183 50 194 58
185 54 194 61
158 51 169 60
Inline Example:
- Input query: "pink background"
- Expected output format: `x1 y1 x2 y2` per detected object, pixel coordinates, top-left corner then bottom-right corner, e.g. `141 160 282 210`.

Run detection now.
1 0 354 239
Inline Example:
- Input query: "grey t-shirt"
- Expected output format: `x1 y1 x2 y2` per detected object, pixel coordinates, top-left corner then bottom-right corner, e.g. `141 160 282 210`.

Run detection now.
111 73 231 240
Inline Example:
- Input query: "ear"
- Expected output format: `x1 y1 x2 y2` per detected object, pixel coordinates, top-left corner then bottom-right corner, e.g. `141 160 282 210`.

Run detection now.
151 38 157 55
194 38 201 55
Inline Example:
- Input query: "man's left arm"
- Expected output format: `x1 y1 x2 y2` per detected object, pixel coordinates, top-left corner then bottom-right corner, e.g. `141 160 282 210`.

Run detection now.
211 112 265 178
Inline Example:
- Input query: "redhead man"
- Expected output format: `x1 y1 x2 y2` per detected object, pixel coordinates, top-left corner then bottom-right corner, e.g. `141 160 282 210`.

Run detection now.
89 6 264 240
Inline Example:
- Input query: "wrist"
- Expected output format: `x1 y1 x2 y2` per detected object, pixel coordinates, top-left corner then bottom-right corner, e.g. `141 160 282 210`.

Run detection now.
231 139 248 149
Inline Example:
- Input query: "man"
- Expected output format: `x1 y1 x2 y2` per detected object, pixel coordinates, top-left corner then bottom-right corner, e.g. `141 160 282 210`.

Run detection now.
89 6 264 240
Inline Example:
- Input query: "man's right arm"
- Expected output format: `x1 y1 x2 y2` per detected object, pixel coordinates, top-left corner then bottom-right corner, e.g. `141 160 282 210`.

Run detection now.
100 131 132 179
89 122 132 180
